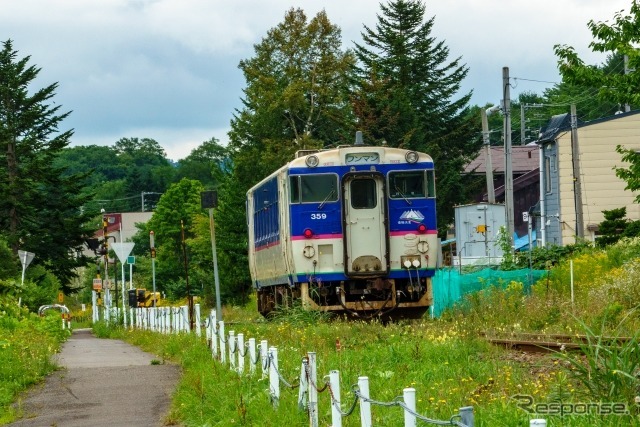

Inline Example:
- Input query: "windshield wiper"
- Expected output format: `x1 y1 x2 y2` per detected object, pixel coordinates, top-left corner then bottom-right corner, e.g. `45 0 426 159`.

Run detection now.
395 186 412 205
318 189 336 210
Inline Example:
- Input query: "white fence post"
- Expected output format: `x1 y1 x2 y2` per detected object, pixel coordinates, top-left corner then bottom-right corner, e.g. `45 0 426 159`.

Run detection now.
330 370 342 427
530 420 546 427
181 305 189 332
308 352 318 427
195 303 201 337
219 321 226 363
461 406 475 427
237 333 245 375
129 307 134 329
403 388 416 427
229 331 236 371
298 357 309 411
248 338 256 375
210 310 218 357
205 310 212 342
260 340 268 379
269 347 280 407
358 376 372 427
172 306 177 332
150 307 156 331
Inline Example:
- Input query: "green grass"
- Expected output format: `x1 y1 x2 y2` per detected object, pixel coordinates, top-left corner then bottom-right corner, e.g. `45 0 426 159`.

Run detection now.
105 238 640 426
0 299 69 424
7 238 640 425
103 313 568 426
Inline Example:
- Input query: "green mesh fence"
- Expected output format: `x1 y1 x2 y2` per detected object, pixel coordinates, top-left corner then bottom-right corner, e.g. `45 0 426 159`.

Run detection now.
431 267 548 317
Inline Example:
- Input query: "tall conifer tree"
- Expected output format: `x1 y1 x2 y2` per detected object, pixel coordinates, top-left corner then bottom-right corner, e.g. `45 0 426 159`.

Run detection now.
352 0 479 234
0 40 92 288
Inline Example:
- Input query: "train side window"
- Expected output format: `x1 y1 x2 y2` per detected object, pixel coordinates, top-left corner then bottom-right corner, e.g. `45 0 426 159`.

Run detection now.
289 176 300 203
426 170 435 197
300 174 338 203
389 171 426 198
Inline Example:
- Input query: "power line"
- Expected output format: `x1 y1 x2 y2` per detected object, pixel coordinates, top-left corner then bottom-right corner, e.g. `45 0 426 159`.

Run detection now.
512 77 559 85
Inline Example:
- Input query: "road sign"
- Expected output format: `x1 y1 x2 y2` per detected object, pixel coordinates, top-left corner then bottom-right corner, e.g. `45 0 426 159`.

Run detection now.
110 242 135 263
127 255 135 264
58 292 64 303
93 278 103 290
18 250 35 269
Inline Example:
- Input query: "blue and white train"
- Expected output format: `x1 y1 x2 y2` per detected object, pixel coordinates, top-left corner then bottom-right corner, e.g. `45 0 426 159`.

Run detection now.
247 132 438 319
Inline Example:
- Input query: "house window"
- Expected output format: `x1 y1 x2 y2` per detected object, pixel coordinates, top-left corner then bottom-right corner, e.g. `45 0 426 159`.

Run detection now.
545 156 552 194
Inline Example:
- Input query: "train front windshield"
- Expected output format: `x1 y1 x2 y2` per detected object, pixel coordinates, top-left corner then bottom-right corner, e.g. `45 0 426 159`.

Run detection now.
290 174 338 203
389 170 435 199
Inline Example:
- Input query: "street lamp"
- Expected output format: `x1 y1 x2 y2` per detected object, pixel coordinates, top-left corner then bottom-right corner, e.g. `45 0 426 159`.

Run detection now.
201 190 222 322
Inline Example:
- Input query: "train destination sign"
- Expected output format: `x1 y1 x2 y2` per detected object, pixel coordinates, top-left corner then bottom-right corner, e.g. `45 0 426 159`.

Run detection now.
345 152 380 165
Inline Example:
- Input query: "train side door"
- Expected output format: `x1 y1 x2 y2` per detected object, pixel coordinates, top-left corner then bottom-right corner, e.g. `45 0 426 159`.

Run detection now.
342 173 388 276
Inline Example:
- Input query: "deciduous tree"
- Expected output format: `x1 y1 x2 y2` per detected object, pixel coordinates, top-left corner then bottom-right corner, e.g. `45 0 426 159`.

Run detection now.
555 2 640 109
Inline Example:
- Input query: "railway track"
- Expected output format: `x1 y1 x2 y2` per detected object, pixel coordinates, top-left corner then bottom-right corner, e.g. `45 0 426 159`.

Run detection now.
482 332 632 354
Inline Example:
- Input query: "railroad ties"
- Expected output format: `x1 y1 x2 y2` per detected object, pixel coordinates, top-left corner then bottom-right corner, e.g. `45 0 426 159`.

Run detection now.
482 331 632 354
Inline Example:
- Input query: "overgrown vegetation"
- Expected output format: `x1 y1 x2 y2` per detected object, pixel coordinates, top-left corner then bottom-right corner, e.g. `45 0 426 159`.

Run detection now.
0 295 70 424
86 237 640 426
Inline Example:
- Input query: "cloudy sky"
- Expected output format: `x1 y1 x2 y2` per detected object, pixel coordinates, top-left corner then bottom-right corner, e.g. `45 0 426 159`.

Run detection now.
3 0 632 161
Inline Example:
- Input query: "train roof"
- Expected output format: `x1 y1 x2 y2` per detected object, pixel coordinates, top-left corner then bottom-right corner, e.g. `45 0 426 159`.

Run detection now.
248 145 434 194
290 145 433 168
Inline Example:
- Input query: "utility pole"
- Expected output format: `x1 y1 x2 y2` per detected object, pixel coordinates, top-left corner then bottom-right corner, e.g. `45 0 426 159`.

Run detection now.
201 190 222 322
481 107 498 203
624 55 631 113
502 67 515 246
520 104 526 144
571 104 584 239
181 220 194 330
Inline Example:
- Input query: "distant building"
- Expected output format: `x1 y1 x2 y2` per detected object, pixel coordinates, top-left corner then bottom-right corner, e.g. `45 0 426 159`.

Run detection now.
95 212 153 243
84 212 153 259
535 110 640 246
464 145 540 240
453 202 505 265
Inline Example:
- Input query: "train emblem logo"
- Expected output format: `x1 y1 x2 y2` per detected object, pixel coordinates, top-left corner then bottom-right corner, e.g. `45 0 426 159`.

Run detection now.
398 210 424 224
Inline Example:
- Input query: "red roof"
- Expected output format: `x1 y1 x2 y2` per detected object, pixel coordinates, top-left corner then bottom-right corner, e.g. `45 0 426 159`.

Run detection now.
464 145 539 174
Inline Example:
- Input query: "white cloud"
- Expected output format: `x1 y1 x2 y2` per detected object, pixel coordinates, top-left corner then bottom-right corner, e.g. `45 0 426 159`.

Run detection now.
2 0 633 160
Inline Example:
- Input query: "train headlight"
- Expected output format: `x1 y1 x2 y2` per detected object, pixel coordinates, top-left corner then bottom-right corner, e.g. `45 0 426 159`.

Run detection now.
303 228 314 238
405 151 419 163
305 155 319 168
412 259 421 268
403 260 412 268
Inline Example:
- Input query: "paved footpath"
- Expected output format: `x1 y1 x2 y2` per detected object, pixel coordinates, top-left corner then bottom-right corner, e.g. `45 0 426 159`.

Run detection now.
9 328 180 427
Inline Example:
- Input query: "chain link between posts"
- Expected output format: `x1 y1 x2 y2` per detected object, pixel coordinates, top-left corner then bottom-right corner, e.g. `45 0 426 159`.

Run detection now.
201 321 472 426
268 353 299 389
303 358 328 393
353 389 469 426
326 382 359 417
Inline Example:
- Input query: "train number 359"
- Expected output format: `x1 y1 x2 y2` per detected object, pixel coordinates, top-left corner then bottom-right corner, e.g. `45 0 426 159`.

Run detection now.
311 213 327 220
